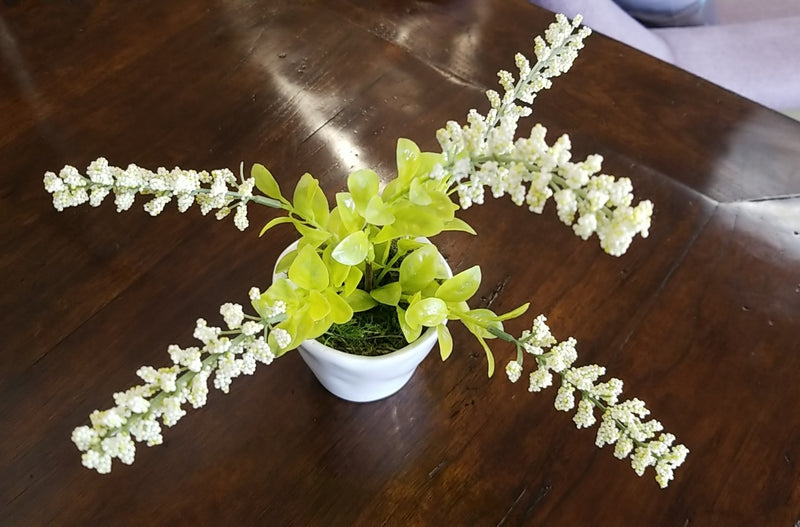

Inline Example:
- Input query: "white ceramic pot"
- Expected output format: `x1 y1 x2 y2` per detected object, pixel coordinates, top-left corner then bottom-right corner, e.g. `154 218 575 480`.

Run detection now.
273 239 449 403
296 327 439 402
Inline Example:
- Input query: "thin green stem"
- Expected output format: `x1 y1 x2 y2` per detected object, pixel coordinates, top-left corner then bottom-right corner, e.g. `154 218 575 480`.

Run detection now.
374 248 406 284
364 261 373 292
77 175 290 211
486 326 516 343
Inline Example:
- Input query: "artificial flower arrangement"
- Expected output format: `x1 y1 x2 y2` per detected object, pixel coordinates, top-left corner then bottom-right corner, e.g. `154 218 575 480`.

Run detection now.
45 14 688 487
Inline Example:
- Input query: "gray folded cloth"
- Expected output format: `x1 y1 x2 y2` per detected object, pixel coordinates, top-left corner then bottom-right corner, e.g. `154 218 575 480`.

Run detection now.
612 0 713 27
529 0 800 111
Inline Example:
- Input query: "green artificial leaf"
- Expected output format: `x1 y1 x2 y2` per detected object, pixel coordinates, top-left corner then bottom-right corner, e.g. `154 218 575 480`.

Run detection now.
259 215 293 237
417 152 444 177
399 245 439 292
458 310 498 376
323 246 349 288
396 238 424 253
251 163 286 202
323 289 354 324
427 188 459 217
343 289 377 312
372 224 401 245
364 195 395 225
310 183 330 227
381 177 404 202
409 178 433 205
373 240 391 265
443 300 470 319
478 336 496 377
406 297 448 327
308 290 331 320
261 276 299 302
281 303 332 345
291 220 331 247
420 280 440 299
307 317 334 341
343 266 363 297
396 306 422 343
291 306 315 343
396 138 420 183
465 308 504 339
324 208 346 240
411 297 450 328
274 249 297 276
292 173 318 221
390 201 445 238
433 255 450 280
347 169 380 214
495 302 530 321
289 173 329 226
435 265 482 303
442 217 477 235
332 230 369 265
288 245 329 291
335 192 365 233
437 324 453 361
370 281 402 306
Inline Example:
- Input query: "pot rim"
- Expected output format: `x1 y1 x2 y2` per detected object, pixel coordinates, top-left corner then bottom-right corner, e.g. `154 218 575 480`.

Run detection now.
299 325 438 363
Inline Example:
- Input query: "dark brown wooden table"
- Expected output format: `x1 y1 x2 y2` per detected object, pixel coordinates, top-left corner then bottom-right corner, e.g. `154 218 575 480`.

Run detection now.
3 1 800 525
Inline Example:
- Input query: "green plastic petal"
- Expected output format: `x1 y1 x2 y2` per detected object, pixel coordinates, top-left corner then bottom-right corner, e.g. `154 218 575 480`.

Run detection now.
308 290 331 321
496 303 530 321
399 245 439 292
437 324 453 361
332 230 369 265
252 163 285 202
370 281 402 306
396 138 420 183
343 289 377 312
343 266 363 297
288 245 329 291
435 265 482 303
364 195 395 225
406 297 448 327
258 215 293 237
396 306 422 343
335 192 365 232
324 289 354 324
347 169 380 214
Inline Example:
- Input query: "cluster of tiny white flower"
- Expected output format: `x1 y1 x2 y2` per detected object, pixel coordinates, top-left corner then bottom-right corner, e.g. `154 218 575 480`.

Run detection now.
433 14 653 256
43 157 284 231
71 297 289 474
503 314 688 488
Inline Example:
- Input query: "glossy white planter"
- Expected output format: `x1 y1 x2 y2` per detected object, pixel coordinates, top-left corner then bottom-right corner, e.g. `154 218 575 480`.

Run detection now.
296 327 439 402
274 240 448 403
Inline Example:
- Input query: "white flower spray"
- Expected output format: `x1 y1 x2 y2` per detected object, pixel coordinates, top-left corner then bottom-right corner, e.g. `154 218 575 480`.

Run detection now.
71 300 289 474
43 158 287 230
500 314 688 488
434 14 653 256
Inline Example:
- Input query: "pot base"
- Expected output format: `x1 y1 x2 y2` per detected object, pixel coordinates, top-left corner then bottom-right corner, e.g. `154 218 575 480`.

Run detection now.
297 327 438 402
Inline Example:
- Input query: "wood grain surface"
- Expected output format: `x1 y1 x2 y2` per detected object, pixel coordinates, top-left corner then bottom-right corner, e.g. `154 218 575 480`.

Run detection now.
2 1 799 525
